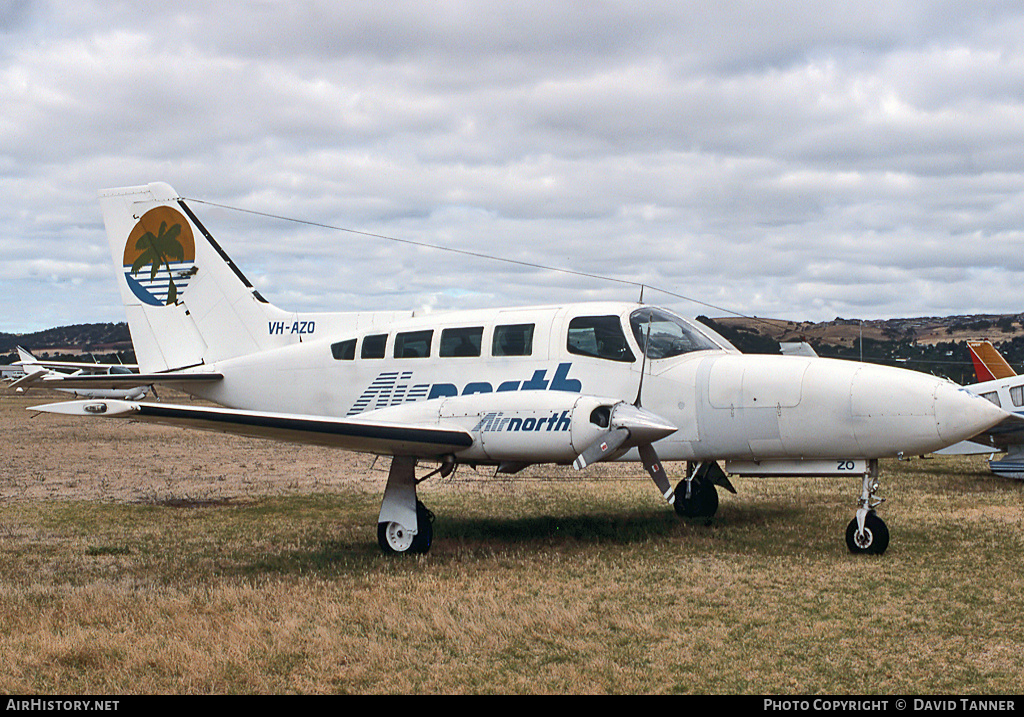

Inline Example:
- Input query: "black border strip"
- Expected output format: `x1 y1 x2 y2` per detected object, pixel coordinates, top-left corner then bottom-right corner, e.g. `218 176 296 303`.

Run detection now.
176 199 269 303
136 404 474 448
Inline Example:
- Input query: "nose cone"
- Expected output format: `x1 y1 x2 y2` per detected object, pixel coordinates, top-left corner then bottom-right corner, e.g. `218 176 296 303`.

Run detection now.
848 362 1010 455
934 381 1010 446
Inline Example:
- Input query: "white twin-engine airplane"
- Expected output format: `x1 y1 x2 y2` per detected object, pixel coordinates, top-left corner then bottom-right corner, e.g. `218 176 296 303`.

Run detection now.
30 183 1012 556
9 345 150 400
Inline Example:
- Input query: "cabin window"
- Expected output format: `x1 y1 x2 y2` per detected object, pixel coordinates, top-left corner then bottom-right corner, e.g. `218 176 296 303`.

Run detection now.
1011 386 1024 408
331 339 356 360
440 327 483 357
493 323 534 357
361 334 387 359
567 316 635 362
981 391 1001 408
629 307 720 359
395 330 433 358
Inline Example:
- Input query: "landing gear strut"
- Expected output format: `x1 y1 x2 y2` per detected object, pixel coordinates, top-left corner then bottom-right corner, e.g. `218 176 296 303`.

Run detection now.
845 462 889 555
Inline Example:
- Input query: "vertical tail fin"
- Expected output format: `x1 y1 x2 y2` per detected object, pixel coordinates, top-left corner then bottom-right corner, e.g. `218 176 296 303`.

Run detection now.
16 346 39 365
100 183 292 372
967 340 1016 382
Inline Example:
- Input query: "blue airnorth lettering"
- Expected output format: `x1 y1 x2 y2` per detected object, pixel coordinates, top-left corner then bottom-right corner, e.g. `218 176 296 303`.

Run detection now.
472 410 571 433
348 362 582 416
268 320 316 336
426 363 580 401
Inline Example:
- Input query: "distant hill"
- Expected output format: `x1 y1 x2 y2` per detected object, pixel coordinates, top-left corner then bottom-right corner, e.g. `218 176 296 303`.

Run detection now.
709 313 1024 349
0 323 134 363
699 313 1024 384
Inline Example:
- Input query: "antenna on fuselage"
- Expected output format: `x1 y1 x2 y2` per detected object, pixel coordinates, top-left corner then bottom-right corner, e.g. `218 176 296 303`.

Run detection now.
634 319 652 408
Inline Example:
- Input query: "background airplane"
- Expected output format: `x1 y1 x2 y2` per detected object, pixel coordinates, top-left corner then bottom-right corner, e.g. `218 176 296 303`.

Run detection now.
936 341 1024 478
9 346 151 399
28 183 1013 556
967 340 1016 382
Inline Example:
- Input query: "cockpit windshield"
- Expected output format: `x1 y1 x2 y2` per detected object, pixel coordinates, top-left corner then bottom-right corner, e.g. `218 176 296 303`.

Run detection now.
629 308 722 359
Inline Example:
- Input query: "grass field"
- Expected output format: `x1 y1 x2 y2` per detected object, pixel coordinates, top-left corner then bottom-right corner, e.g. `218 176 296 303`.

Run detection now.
1 443 1022 694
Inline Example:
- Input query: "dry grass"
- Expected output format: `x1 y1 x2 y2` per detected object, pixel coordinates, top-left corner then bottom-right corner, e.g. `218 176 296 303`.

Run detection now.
1 391 1023 694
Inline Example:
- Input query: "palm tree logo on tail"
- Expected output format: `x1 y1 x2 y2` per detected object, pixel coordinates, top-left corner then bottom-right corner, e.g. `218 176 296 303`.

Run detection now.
122 206 197 307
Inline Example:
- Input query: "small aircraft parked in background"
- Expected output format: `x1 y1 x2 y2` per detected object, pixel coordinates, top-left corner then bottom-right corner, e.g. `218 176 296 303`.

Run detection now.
9 346 150 400
28 183 1013 555
967 340 1017 382
937 341 1024 478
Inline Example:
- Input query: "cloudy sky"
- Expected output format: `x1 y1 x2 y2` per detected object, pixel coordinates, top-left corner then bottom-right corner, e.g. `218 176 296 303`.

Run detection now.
3 1 1024 334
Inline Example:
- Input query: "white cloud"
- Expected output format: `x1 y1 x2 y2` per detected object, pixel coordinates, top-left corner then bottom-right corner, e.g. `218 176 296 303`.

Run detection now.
3 1 1024 334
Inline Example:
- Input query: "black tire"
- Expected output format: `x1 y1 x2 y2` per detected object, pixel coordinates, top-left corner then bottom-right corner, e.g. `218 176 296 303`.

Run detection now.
409 501 434 554
845 512 889 555
673 479 719 519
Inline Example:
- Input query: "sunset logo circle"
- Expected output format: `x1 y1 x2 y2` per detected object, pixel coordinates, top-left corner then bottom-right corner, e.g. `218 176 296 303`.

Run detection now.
123 206 196 306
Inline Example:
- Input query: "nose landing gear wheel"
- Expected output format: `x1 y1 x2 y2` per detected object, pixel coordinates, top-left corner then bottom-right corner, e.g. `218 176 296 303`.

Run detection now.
845 511 889 555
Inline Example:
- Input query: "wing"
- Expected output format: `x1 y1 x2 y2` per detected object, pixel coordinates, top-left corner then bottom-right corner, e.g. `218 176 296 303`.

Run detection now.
15 360 142 372
29 399 473 457
36 370 222 389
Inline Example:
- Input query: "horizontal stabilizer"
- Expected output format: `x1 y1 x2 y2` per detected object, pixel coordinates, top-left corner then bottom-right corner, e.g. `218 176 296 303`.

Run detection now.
29 399 473 457
7 372 46 391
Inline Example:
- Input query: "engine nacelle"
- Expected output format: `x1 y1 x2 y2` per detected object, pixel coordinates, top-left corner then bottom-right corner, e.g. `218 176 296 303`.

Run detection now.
362 391 626 464
445 392 627 464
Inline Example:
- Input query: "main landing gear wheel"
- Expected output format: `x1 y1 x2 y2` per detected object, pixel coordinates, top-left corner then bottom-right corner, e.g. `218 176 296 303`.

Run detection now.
673 478 719 519
377 501 434 555
845 511 889 555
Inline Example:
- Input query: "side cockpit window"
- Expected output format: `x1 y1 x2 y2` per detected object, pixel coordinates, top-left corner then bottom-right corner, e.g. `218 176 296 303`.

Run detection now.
567 316 635 362
630 308 720 359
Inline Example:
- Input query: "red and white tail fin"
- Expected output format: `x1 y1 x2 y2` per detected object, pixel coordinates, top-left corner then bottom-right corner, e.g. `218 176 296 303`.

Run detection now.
967 340 1016 382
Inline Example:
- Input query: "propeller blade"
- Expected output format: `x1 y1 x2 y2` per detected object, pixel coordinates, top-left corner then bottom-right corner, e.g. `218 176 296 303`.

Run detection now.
639 443 674 503
573 426 630 470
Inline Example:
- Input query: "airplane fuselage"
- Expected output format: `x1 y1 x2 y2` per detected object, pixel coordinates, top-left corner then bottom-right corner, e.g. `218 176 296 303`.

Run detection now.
179 301 1002 468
